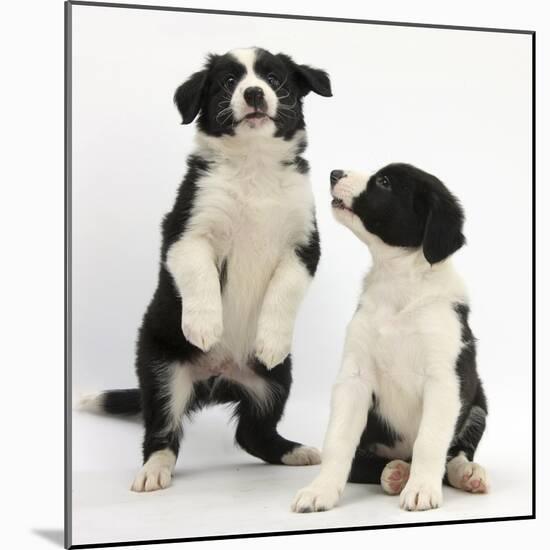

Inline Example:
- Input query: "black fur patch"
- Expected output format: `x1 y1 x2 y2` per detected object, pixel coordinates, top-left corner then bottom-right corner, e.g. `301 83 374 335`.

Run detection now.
446 303 488 462
283 156 310 174
161 154 211 260
348 393 403 484
102 389 141 416
295 219 320 276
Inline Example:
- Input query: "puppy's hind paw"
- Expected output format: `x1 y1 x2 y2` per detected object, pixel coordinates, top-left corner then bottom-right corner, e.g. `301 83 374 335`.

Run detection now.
130 450 175 493
131 464 172 493
381 459 410 495
281 446 321 466
447 459 489 494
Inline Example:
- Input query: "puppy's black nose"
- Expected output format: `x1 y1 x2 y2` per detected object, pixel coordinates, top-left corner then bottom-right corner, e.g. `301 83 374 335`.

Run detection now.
330 170 345 188
244 86 265 109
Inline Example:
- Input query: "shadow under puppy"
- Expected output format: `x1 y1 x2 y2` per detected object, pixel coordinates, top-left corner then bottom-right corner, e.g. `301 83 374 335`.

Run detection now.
81 47 332 492
293 164 488 512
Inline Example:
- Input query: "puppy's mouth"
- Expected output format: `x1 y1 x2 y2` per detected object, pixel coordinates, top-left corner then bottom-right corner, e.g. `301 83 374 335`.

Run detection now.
331 197 353 212
237 111 274 125
245 111 269 120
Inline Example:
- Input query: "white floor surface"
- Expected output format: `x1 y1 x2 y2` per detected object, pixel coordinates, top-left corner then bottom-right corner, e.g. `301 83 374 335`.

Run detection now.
71 402 532 547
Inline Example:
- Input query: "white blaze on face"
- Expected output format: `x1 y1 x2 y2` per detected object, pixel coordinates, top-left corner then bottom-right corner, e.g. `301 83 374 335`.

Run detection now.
331 171 370 208
331 170 376 245
229 48 279 127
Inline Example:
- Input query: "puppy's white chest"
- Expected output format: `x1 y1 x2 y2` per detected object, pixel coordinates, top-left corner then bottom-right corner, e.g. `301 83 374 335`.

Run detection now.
363 300 421 370
194 161 311 362
358 296 427 448
206 165 310 258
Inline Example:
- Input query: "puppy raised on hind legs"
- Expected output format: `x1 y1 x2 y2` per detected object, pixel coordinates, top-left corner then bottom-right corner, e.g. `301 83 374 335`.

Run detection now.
80 47 332 492
292 164 488 512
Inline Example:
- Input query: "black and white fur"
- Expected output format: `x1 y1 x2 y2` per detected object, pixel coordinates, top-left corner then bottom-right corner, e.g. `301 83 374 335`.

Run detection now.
292 164 488 512
81 47 332 492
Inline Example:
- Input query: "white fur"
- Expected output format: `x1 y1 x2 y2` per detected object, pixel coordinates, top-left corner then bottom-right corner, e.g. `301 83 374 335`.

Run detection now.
255 249 311 369
167 128 314 375
188 350 282 413
166 237 223 353
158 363 195 437
281 446 322 466
76 392 105 413
293 170 466 513
446 452 489 493
131 449 176 492
230 48 279 125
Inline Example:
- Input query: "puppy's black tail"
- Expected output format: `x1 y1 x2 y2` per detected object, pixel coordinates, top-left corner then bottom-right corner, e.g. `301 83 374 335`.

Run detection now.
78 389 142 416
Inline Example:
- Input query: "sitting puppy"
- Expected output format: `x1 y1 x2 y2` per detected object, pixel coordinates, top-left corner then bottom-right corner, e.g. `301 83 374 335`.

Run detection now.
292 164 488 512
82 48 332 492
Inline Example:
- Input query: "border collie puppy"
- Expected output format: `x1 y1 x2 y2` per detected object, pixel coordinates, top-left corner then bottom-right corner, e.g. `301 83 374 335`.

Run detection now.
292 164 488 512
82 48 332 492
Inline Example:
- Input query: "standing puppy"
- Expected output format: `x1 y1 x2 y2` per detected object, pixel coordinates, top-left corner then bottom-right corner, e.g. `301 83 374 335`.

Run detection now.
292 164 488 512
83 48 332 492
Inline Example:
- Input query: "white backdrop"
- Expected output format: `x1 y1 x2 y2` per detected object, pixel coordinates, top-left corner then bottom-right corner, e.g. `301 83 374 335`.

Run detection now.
70 4 532 547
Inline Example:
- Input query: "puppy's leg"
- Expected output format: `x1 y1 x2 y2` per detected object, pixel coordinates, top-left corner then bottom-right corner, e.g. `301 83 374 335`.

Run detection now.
166 235 223 352
446 402 489 493
292 311 373 513
255 247 317 370
131 362 194 492
400 374 461 511
292 367 371 512
232 358 321 466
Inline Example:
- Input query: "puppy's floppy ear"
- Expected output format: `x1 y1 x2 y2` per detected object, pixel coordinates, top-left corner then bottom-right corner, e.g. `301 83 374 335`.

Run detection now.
422 185 465 264
296 64 332 97
173 69 208 124
277 53 332 97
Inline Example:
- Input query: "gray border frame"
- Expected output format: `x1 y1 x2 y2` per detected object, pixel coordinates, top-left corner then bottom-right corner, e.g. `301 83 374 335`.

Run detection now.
64 2 536 548
65 1 73 547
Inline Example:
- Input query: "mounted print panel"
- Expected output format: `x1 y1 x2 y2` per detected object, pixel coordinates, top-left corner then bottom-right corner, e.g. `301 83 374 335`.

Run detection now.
66 2 534 547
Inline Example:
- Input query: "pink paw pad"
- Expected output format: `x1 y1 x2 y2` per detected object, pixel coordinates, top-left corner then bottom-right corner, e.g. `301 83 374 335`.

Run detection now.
458 463 488 493
381 460 411 495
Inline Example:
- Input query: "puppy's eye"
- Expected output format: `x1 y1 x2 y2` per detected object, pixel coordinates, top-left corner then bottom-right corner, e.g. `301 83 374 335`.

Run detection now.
224 75 236 90
376 175 391 190
267 73 281 88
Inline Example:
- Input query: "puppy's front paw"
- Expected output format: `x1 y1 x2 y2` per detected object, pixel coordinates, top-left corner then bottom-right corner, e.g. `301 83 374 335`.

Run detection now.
399 477 442 511
182 306 222 352
291 481 341 513
255 323 292 369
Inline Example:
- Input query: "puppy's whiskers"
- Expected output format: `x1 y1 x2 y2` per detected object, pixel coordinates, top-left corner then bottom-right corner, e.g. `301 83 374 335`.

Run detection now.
216 106 233 125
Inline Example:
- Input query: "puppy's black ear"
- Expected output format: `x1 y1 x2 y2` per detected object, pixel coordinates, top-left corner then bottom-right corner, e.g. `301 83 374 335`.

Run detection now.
296 64 332 97
422 186 465 264
277 54 332 97
173 69 208 124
